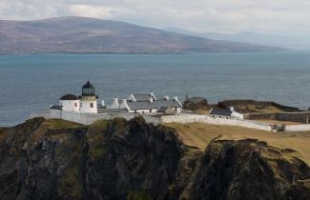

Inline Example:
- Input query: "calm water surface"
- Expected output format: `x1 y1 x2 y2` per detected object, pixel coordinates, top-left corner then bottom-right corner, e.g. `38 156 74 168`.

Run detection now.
1 51 310 126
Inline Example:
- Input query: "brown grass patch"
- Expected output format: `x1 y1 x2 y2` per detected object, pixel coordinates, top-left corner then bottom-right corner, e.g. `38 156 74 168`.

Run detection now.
257 119 303 125
166 123 310 165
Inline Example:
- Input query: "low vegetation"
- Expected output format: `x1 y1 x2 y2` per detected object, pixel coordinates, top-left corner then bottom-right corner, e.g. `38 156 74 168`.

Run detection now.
44 119 85 130
166 123 310 165
86 120 109 159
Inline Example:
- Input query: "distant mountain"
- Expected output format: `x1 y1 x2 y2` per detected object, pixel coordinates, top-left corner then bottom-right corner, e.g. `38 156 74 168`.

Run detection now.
164 27 310 50
0 16 281 54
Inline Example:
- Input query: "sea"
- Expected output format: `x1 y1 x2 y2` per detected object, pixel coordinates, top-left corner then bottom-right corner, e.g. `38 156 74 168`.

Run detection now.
1 51 310 127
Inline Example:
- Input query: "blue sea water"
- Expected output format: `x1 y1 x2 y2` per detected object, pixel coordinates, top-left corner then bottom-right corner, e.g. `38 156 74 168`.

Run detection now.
1 51 310 127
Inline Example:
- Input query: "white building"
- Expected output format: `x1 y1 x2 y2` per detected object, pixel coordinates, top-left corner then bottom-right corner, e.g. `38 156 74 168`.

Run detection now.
209 107 244 120
50 81 98 114
50 82 182 119
60 94 80 112
107 93 182 114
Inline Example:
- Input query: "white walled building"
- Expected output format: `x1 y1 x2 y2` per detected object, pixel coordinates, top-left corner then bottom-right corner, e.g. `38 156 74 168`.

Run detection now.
60 94 80 112
107 93 182 114
50 82 182 121
50 81 98 115
209 107 244 120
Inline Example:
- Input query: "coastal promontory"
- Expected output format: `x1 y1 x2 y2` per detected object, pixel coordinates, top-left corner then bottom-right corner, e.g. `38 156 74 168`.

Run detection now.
0 117 309 199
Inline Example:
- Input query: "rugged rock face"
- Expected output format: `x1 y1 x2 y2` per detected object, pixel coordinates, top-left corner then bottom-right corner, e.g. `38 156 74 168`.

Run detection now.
0 117 310 200
0 117 183 200
186 139 310 200
218 100 300 113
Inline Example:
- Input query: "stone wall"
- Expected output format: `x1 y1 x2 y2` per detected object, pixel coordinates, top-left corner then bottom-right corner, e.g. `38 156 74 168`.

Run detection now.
219 100 300 113
278 112 310 124
246 112 310 124
245 113 278 120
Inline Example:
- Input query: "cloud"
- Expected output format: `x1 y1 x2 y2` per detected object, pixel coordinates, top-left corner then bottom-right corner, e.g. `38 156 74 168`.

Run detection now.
0 0 310 36
69 5 114 18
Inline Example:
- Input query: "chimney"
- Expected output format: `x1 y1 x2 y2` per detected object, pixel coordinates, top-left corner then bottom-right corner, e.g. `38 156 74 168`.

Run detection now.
111 97 119 109
230 107 234 112
101 99 105 106
113 98 119 104
120 98 130 110
150 91 157 100
149 97 153 103
165 93 169 100
174 96 182 107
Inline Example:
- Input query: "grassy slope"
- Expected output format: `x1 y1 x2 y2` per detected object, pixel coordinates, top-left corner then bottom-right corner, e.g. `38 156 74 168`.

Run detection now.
166 123 310 165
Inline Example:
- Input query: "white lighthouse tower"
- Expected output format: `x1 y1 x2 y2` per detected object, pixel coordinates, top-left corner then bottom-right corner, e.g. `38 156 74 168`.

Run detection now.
79 81 98 113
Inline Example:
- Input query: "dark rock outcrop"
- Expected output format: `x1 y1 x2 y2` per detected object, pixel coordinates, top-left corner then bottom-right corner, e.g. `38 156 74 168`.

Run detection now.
0 117 310 200
218 100 300 113
186 139 310 200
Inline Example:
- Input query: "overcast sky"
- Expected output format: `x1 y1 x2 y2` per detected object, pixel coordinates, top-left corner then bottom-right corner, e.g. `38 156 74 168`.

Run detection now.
1 0 310 36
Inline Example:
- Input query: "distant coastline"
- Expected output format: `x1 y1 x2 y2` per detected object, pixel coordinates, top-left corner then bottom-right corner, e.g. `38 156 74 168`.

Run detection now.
0 16 281 54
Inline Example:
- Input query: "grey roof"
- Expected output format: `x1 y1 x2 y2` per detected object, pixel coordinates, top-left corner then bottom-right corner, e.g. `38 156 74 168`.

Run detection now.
209 108 232 116
127 99 181 110
157 107 169 113
60 94 79 100
157 97 168 101
132 94 153 101
82 81 95 89
50 105 62 110
186 97 207 104
82 81 96 96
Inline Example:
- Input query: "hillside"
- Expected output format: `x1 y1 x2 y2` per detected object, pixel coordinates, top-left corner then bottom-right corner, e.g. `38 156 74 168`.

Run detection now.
164 27 310 50
0 117 309 199
0 16 281 54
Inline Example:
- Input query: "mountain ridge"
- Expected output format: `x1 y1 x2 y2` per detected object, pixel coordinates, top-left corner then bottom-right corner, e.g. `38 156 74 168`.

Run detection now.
0 16 281 54
164 27 310 50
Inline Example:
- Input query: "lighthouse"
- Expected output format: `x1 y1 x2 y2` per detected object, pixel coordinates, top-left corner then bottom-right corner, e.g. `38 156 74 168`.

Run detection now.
79 81 98 113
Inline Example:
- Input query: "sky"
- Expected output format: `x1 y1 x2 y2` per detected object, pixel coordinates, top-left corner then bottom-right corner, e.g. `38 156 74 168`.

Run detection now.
1 0 310 36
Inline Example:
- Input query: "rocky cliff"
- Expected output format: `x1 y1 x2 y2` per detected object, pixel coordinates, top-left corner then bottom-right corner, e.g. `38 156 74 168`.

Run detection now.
0 117 309 200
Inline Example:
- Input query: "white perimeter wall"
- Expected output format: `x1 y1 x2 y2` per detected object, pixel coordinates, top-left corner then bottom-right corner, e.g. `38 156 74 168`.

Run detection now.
284 124 310 132
231 111 244 120
49 109 109 124
46 110 310 132
162 114 272 131
47 109 161 125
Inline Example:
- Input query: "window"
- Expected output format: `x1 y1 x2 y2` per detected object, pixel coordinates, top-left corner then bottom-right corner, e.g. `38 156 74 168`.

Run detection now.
74 103 77 107
90 103 94 108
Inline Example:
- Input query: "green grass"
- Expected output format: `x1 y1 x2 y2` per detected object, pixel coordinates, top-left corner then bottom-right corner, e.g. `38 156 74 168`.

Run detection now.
59 165 82 198
127 190 152 200
46 119 84 130
87 120 110 159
